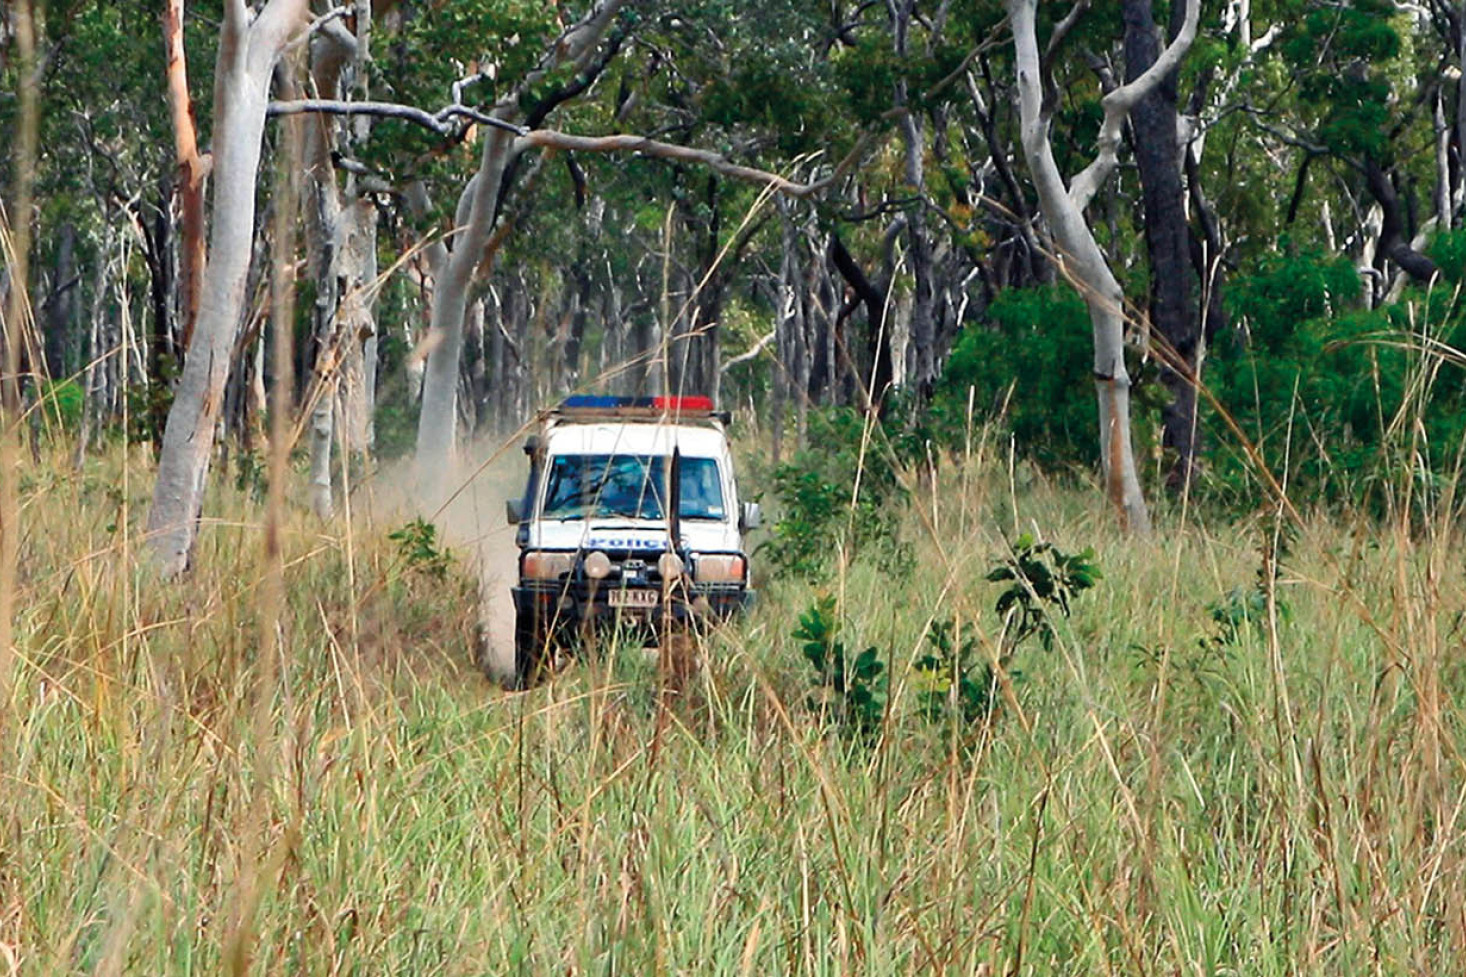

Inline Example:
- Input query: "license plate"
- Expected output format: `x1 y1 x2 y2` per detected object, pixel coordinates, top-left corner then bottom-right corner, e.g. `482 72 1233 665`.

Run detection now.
609 588 658 609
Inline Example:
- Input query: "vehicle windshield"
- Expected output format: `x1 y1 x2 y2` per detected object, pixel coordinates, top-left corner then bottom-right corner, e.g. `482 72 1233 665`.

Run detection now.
540 454 726 521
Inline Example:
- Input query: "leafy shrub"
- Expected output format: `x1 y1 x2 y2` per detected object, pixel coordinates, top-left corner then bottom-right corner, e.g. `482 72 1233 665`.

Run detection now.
1204 553 1291 650
234 450 268 501
914 619 999 726
126 355 178 449
799 537 1100 740
1428 228 1466 284
1212 248 1466 506
917 535 1098 732
987 533 1101 653
762 407 911 581
35 378 84 428
932 285 1099 468
793 595 887 738
389 518 452 581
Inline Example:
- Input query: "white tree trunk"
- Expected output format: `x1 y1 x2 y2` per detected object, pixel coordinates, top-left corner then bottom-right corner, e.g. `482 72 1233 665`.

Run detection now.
414 127 515 506
339 198 378 451
1006 0 1195 533
412 0 627 502
145 0 308 574
300 17 378 519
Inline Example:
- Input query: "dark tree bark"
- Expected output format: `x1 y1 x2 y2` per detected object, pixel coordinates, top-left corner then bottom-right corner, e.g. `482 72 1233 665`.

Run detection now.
43 222 77 380
1363 155 1439 290
1124 0 1200 493
829 231 892 409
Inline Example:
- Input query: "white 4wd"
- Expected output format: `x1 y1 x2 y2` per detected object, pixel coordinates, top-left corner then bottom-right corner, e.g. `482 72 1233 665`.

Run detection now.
503 396 759 686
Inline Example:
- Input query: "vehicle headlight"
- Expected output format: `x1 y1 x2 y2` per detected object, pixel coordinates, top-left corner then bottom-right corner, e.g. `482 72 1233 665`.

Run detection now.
693 554 744 583
583 550 612 580
522 551 574 580
657 551 685 580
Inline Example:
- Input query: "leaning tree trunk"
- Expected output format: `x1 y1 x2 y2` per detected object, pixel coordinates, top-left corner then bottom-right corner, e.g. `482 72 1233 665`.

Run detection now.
1006 0 1197 532
145 0 308 575
415 126 515 505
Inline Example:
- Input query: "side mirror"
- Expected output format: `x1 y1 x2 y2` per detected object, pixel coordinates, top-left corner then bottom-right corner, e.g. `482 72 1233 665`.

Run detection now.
741 501 762 530
505 499 524 525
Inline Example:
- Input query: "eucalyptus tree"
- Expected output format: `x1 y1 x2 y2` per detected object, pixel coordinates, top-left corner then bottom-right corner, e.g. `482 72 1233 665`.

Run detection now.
295 7 377 518
269 1 861 503
1006 0 1200 532
146 0 310 575
1271 0 1444 299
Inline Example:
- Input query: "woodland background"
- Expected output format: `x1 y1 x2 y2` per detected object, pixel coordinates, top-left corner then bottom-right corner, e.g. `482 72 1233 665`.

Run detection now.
9 3 1466 974
5 0 1466 533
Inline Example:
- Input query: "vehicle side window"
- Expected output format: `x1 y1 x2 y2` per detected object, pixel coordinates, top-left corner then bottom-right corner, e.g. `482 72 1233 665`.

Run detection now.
678 457 725 519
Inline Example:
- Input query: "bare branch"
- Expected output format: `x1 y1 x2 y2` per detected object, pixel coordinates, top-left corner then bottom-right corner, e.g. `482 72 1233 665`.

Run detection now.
514 0 628 104
1044 0 1090 64
266 98 529 136
1067 0 1198 212
721 330 776 372
516 130 835 198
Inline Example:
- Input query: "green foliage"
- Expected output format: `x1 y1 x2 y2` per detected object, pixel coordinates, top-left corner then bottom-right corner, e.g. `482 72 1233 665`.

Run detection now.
369 328 422 462
1284 0 1402 158
761 407 911 581
1205 544 1293 649
125 357 178 451
986 533 1101 653
794 595 887 738
234 451 268 502
389 518 453 581
801 536 1099 740
913 619 999 726
35 379 83 429
933 285 1098 467
1213 250 1466 504
1428 229 1466 284
1227 244 1360 344
1208 583 1273 647
701 42 833 156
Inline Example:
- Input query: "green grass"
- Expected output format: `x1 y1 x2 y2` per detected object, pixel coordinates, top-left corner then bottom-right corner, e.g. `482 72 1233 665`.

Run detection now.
6 443 1466 974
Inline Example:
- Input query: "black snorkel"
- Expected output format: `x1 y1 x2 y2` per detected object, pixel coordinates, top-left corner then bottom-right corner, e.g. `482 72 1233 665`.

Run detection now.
667 445 683 560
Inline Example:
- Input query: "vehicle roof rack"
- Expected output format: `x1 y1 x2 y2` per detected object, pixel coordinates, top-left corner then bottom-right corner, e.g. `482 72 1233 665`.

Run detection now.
548 395 731 426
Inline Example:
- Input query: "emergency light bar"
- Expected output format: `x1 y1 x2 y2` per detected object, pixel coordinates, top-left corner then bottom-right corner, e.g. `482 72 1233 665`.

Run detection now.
552 394 729 425
560 395 716 412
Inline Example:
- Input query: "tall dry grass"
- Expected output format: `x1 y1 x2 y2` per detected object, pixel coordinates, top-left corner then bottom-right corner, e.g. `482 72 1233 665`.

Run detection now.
4 415 1466 973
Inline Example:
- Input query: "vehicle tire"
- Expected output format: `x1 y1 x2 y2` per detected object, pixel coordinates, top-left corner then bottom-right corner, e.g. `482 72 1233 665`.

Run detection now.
513 609 548 689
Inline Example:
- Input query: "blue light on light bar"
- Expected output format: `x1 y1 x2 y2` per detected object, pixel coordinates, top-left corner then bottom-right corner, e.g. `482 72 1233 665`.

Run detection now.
561 395 627 409
559 395 717 411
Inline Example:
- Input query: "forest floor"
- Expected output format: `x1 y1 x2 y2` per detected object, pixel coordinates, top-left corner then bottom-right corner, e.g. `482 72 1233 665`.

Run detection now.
6 440 1466 974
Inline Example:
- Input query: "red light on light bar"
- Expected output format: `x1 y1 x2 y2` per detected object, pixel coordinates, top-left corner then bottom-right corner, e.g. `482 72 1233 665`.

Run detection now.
652 396 714 411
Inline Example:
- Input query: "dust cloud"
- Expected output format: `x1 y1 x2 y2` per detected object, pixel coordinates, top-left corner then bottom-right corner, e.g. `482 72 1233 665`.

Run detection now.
359 432 526 683
437 435 526 682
